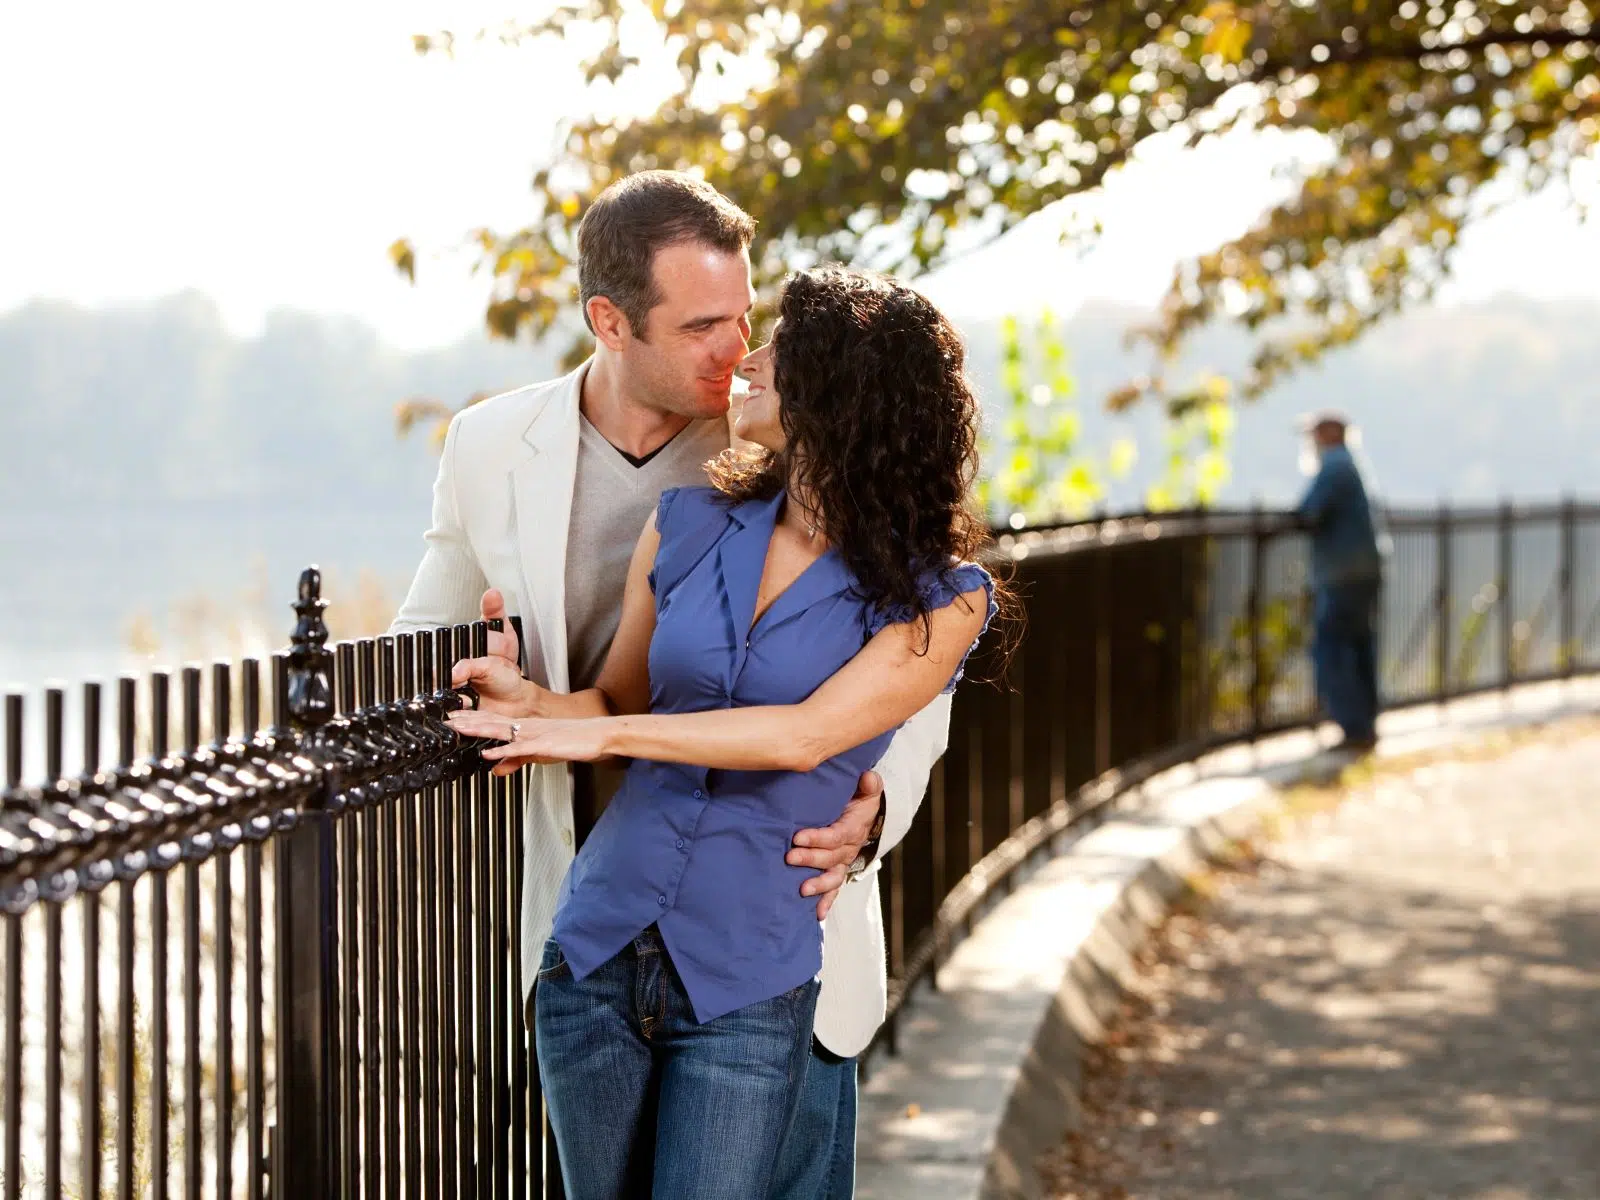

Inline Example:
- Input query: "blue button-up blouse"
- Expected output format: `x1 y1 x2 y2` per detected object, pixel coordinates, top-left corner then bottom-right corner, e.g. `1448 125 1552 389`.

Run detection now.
551 485 994 1023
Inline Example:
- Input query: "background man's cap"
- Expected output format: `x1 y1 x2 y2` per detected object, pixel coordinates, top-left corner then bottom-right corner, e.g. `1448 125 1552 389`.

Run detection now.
1296 408 1353 432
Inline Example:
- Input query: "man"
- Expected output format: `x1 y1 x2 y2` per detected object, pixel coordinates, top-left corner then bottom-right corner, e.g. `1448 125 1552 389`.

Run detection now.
1295 410 1383 753
390 170 950 1196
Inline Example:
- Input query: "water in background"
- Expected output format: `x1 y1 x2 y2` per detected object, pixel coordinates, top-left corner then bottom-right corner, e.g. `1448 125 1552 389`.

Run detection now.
1 496 434 680
0 494 434 772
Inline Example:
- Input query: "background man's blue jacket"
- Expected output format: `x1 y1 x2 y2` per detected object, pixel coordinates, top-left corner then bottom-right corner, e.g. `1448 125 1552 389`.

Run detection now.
1297 445 1382 588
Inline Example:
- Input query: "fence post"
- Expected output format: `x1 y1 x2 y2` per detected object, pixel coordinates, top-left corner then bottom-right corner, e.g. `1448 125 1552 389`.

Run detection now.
274 568 340 1198
1247 501 1265 741
5 694 22 1200
1560 495 1577 679
1193 513 1215 745
1499 500 1514 692
1435 502 1452 706
1094 538 1113 776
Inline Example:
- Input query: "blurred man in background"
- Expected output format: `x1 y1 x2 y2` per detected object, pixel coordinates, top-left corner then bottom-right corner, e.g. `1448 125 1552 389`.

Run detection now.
1296 411 1384 753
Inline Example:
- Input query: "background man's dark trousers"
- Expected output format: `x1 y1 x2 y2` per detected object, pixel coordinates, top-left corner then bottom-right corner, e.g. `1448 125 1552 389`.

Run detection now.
1312 577 1380 746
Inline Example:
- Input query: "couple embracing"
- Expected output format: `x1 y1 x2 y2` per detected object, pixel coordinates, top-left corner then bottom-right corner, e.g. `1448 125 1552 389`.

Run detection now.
393 170 1006 1198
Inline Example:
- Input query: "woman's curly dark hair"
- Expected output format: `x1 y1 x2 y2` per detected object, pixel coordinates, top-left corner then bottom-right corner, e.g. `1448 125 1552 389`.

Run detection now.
708 265 1010 655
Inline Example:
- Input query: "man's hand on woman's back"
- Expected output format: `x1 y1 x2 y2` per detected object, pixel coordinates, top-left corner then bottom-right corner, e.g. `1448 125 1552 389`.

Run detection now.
789 770 884 920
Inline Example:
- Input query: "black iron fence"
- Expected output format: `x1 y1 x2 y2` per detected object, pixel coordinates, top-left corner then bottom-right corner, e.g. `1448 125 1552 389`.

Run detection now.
872 499 1600 1063
3 500 1598 1198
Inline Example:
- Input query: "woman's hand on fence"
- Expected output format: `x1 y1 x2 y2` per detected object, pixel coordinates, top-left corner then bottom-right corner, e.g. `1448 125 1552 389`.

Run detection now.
446 711 614 772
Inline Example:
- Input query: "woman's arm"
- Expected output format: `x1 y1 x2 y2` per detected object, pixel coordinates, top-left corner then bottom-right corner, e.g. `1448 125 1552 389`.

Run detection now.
448 511 659 722
465 584 988 775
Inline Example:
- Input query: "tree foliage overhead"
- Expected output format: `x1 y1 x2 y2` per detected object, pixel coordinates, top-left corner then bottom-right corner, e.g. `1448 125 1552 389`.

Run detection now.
411 0 1598 407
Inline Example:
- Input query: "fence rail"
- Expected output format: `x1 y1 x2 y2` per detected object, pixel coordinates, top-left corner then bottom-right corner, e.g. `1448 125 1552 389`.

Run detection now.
3 499 1599 1198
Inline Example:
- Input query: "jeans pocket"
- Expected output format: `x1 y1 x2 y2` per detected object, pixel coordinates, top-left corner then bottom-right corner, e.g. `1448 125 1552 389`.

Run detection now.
536 938 570 983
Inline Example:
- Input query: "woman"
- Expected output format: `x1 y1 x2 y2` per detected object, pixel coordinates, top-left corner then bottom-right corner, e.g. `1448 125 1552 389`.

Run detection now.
448 265 1003 1198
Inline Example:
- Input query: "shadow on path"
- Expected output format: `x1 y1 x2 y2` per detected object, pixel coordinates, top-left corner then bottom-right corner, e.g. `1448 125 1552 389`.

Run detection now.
1047 738 1600 1199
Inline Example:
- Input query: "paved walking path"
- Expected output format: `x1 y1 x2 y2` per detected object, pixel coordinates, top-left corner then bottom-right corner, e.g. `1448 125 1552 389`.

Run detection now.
1045 722 1600 1199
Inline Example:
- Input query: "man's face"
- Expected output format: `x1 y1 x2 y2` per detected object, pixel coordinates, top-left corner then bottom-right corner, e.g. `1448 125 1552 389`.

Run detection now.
621 242 755 420
1312 420 1346 449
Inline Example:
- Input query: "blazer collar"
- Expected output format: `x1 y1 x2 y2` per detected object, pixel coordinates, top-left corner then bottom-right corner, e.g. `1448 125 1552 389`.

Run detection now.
521 360 588 455
511 361 588 689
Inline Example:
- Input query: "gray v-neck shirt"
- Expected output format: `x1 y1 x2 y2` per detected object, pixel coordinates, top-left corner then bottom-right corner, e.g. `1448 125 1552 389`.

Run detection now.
563 413 730 691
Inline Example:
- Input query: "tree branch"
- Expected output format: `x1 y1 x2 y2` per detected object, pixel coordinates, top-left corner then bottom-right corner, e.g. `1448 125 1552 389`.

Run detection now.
1257 23 1594 76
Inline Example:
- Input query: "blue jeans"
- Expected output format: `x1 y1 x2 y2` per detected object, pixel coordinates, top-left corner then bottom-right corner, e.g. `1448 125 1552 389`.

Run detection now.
771 1041 857 1199
534 928 819 1199
1312 578 1381 742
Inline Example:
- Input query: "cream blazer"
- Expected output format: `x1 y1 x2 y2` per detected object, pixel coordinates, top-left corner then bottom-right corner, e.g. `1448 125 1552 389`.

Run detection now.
390 364 950 1057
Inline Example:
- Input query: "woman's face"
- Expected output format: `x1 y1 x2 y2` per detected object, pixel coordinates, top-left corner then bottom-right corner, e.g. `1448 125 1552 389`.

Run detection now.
733 329 785 451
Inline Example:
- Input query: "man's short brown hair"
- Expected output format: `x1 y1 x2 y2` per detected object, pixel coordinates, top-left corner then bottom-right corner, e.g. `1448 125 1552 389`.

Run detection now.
577 170 757 340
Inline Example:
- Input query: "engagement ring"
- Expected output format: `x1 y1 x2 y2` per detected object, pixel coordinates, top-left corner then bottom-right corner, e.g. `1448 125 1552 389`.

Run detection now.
508 721 521 740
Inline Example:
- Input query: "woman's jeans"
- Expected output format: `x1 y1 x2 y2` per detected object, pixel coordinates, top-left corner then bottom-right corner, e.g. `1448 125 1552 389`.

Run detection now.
534 927 819 1199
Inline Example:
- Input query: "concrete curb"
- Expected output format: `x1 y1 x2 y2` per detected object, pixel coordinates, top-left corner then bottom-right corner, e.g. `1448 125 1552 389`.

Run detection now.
855 678 1600 1200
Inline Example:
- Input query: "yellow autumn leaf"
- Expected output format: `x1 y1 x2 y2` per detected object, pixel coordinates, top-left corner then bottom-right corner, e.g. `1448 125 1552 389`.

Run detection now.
1528 60 1561 103
1202 396 1235 442
388 238 416 283
1197 451 1232 495
1109 437 1139 479
1061 463 1102 506
1202 3 1252 64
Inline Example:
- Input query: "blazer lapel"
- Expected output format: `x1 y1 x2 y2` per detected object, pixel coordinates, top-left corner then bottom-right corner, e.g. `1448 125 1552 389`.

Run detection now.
512 362 586 691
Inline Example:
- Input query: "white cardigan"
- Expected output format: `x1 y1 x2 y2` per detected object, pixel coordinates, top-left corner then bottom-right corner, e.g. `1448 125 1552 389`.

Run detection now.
390 363 950 1057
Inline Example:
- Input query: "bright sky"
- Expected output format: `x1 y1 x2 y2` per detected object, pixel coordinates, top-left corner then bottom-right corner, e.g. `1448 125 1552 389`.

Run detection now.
5 1 1600 350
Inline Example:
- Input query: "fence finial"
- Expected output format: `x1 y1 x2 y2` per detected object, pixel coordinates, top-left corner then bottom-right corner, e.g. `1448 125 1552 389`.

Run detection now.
288 566 334 731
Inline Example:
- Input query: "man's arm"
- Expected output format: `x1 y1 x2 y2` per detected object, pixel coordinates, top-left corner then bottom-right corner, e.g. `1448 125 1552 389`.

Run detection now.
863 691 952 861
390 413 492 636
1296 460 1343 531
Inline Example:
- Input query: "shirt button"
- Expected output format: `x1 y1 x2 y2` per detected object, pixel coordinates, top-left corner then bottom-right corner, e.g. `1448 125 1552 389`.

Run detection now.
657 895 667 906
693 789 703 799
561 828 573 848
675 839 685 850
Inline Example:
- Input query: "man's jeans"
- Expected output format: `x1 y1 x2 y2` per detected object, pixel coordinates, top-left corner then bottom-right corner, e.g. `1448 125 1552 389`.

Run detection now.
1312 577 1381 742
534 928 818 1199
771 1041 857 1199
